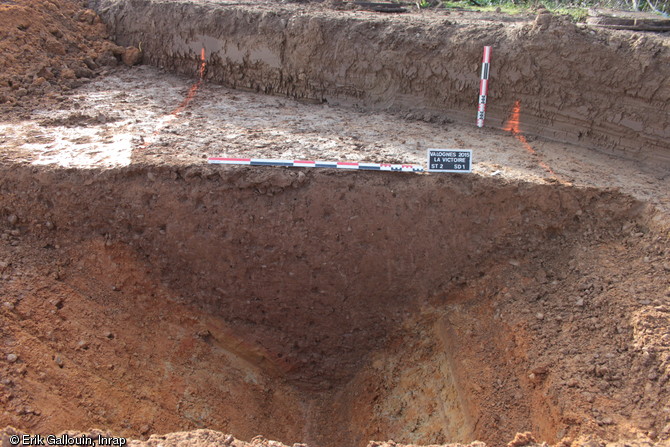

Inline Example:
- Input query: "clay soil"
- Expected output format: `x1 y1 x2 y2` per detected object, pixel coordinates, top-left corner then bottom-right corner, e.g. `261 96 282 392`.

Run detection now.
1 2 669 447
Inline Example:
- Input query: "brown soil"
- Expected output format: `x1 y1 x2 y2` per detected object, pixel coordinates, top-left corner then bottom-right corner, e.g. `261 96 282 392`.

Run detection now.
0 163 668 447
1 1 669 447
0 0 139 112
91 0 670 171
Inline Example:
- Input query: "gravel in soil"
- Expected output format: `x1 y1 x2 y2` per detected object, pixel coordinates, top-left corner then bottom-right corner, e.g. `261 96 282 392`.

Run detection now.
0 1 669 447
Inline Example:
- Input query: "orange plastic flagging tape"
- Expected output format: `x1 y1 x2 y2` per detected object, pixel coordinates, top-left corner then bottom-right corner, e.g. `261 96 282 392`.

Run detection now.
503 100 568 183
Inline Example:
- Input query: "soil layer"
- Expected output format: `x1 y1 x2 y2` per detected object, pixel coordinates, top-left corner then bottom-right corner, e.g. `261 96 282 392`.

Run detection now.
1 1 670 447
0 0 140 112
90 0 670 170
1 165 669 447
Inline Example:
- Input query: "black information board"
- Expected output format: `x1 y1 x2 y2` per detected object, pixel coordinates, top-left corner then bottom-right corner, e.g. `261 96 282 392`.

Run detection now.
427 149 472 173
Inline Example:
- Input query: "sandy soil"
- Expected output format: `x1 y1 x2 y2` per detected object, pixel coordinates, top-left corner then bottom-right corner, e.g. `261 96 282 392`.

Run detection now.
1 160 668 447
92 0 670 170
1 65 668 215
0 0 140 110
0 1 669 447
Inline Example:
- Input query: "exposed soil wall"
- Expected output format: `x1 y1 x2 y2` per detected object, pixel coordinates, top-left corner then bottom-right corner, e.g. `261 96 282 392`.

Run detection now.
89 0 670 171
2 165 669 447
0 165 637 387
2 1 670 446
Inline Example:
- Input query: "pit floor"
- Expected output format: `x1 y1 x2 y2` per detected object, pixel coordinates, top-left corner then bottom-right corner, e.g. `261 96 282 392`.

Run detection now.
0 65 667 214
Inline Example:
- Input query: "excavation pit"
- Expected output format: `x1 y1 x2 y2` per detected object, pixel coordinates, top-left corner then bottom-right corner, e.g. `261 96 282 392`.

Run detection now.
1 1 669 446
1 163 667 447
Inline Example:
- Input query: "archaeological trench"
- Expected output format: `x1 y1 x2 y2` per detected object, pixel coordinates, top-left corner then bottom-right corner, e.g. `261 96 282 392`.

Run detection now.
1 1 669 447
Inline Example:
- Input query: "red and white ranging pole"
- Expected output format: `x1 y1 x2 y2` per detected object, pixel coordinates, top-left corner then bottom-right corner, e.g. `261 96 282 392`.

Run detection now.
476 46 492 128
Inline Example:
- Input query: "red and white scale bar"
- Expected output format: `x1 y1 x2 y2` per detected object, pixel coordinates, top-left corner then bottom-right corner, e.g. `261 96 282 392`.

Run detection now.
476 46 492 128
208 157 425 172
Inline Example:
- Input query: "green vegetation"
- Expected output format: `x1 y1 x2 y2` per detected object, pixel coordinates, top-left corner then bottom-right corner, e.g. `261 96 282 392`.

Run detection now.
436 0 588 21
408 0 669 17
